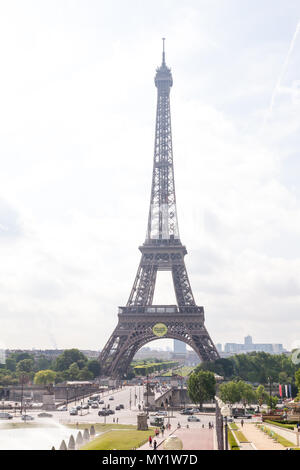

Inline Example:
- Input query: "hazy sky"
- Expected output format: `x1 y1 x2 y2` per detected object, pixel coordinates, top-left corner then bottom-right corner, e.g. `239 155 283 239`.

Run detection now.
1 0 300 352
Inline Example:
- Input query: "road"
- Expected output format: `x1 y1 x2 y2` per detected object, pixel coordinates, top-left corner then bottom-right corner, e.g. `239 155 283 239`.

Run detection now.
7 385 216 430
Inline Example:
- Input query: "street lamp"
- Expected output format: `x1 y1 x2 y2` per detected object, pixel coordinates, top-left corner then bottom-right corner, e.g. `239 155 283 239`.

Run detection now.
221 405 231 451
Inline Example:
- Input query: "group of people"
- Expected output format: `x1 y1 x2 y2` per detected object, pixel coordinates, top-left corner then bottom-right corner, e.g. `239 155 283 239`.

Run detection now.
148 435 157 450
148 423 168 450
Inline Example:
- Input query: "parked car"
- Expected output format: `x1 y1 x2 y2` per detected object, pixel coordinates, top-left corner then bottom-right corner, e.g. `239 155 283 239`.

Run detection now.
98 410 109 416
119 404 124 409
107 409 115 415
99 400 104 405
187 416 200 422
91 402 99 409
21 415 34 421
69 408 78 416
82 403 89 409
37 412 53 418
76 405 82 410
109 396 114 401
157 411 167 416
0 412 13 420
115 405 121 410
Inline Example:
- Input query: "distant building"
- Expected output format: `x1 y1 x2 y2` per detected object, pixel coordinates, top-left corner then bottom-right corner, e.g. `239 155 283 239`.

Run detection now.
221 336 285 356
5 349 100 360
173 340 186 354
216 343 223 353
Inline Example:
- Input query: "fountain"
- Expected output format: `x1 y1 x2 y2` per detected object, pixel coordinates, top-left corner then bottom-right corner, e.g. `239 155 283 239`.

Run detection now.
0 418 77 450
68 435 75 450
75 431 83 449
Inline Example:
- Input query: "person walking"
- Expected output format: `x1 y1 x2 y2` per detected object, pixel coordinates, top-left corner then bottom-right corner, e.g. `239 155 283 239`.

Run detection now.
153 439 157 450
241 419 244 428
149 435 152 447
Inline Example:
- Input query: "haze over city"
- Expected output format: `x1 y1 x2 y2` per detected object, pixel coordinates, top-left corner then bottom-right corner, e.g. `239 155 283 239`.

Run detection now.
1 0 300 351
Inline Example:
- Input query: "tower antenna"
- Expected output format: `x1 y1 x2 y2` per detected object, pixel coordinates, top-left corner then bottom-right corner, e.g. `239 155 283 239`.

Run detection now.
162 37 166 65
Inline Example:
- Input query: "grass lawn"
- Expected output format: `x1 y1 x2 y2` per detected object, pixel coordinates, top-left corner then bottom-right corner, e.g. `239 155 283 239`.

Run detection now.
80 429 155 450
234 430 249 443
66 423 137 432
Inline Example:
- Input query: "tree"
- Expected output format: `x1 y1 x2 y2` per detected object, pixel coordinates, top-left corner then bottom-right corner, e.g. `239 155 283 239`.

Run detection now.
87 360 101 378
256 385 268 407
34 370 56 385
295 369 300 398
16 359 34 374
237 381 256 407
67 362 80 380
53 349 87 371
267 395 278 410
187 371 216 411
218 381 241 405
5 357 16 372
77 367 93 381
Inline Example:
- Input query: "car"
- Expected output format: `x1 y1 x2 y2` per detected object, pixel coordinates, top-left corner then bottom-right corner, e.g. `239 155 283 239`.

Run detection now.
109 396 114 401
115 405 121 410
69 408 78 415
98 410 109 416
119 404 124 409
180 410 194 415
37 412 53 418
82 403 89 409
76 405 82 410
91 402 99 409
99 400 104 405
107 409 115 415
21 415 34 421
187 416 200 422
150 416 164 426
233 414 252 420
57 405 67 411
0 412 13 420
157 411 167 416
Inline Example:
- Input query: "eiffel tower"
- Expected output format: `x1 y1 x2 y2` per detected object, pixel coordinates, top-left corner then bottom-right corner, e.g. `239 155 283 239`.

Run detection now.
99 40 219 378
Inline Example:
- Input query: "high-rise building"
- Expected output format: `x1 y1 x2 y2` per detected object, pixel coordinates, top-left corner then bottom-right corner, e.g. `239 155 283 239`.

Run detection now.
173 340 186 354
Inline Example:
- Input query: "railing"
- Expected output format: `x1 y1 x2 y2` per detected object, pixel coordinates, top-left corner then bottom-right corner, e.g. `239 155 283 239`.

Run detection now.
119 305 204 315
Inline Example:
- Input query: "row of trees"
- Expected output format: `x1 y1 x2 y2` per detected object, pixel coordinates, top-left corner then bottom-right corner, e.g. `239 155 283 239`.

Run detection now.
187 368 300 411
0 349 101 386
133 360 179 376
196 352 299 386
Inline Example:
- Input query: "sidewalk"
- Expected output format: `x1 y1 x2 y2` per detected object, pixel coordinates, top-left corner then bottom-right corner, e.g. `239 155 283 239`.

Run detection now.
138 426 214 451
239 423 285 451
138 427 174 450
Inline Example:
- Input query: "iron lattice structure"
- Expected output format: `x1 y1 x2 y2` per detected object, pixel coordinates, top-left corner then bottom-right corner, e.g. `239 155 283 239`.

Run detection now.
99 41 219 378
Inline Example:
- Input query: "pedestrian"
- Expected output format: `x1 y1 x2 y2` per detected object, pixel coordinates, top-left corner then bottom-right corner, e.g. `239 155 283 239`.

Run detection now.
186 424 189 429
149 435 152 447
153 439 157 450
161 427 164 437
113 418 115 423
241 419 244 428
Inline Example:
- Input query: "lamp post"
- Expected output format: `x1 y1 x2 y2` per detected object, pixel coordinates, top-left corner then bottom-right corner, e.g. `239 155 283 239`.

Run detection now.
268 376 272 410
221 405 231 450
215 398 224 450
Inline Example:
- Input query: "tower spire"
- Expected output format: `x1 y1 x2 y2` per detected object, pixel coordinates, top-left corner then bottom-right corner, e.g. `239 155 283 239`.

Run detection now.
147 39 177 242
162 37 166 65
